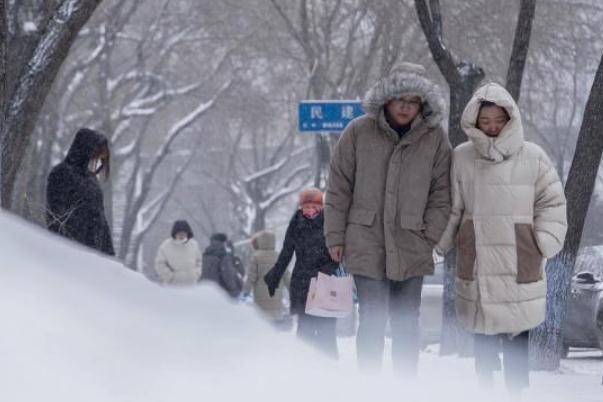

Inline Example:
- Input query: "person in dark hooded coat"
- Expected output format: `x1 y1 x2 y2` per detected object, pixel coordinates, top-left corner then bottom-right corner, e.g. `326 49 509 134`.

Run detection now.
46 128 115 256
201 233 243 298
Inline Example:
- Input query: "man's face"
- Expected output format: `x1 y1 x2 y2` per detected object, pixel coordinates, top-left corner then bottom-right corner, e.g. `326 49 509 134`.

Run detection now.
385 95 422 127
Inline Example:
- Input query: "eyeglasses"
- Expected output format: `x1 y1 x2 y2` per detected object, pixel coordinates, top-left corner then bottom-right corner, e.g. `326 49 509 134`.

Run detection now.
394 97 422 108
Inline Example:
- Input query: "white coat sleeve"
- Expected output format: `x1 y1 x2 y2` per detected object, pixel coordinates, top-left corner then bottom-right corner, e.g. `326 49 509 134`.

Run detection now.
436 155 464 254
154 245 174 284
533 153 567 258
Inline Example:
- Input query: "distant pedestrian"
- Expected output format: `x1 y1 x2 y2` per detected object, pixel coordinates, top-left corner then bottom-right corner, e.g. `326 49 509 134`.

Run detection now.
264 188 339 358
243 230 290 321
154 220 202 286
201 233 243 298
46 128 115 256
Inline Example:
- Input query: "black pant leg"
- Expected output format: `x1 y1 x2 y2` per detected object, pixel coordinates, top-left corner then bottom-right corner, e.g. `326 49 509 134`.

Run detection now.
354 275 388 371
315 316 338 359
474 333 502 382
389 276 424 376
502 331 530 391
297 313 338 359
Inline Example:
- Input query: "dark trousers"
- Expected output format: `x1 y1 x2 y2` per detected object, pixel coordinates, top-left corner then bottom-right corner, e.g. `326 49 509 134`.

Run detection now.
474 331 530 391
354 275 423 375
297 313 338 359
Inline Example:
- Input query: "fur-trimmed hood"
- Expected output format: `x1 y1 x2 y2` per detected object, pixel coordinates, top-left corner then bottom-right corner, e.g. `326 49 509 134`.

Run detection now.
362 63 446 128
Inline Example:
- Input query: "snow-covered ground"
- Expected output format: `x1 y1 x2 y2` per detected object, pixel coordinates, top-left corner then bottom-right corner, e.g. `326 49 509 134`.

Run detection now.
337 337 602 401
0 211 600 402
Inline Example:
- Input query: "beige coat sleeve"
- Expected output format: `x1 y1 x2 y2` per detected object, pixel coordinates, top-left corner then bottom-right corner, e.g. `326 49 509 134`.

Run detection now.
423 131 452 245
534 153 567 258
436 156 464 254
154 244 174 284
324 123 356 248
243 257 258 294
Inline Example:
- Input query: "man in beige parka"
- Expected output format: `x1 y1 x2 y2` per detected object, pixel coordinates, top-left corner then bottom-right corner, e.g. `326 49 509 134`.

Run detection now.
437 82 567 392
324 63 451 374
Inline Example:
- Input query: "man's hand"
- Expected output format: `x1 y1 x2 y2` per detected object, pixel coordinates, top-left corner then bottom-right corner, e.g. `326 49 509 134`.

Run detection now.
328 246 344 262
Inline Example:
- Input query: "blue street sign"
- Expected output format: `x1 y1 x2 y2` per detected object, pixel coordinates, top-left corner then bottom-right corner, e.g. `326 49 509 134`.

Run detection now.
298 100 364 132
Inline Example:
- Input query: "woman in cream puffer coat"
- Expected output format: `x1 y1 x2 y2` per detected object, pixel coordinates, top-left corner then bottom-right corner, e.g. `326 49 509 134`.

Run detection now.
154 220 202 286
437 82 567 391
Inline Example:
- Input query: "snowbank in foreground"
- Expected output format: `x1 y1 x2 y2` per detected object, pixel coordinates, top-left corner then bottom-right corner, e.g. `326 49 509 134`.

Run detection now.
0 212 599 402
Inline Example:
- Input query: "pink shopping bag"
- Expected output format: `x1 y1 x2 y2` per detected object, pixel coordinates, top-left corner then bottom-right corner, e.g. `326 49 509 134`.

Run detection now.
305 271 354 318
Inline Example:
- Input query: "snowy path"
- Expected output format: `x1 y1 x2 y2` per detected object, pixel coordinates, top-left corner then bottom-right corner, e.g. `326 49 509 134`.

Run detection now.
334 334 602 401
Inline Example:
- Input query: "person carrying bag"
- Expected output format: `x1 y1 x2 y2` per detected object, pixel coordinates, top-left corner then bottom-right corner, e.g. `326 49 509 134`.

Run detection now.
264 188 339 359
305 264 354 318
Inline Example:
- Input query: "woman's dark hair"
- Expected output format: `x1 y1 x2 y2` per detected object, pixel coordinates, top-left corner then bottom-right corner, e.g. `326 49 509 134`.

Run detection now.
171 220 194 239
91 143 111 180
478 101 510 121
65 128 111 180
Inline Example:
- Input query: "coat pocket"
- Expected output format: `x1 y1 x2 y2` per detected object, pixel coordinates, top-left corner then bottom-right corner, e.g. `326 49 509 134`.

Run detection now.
456 219 476 281
515 223 543 284
399 215 429 248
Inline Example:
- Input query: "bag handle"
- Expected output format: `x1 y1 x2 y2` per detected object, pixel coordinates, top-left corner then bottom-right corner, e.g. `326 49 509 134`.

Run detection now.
335 263 349 277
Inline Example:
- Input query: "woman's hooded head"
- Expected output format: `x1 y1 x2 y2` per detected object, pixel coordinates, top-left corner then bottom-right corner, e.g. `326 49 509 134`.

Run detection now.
65 128 111 178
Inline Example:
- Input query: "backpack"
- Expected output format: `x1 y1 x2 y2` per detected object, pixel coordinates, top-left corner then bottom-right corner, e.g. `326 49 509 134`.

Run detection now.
219 253 243 297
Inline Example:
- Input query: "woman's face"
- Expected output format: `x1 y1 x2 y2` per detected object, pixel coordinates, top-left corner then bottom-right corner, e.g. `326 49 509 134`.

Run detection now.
477 105 509 137
88 158 103 175
385 95 422 127
174 232 188 241
302 205 321 219
89 149 109 175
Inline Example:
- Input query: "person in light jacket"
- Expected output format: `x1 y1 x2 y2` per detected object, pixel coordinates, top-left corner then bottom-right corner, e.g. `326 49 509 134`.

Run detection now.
155 220 202 286
243 230 290 321
437 82 568 393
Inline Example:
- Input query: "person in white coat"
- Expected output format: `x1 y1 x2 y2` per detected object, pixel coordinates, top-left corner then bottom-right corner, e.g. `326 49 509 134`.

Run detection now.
154 220 202 286
437 83 567 393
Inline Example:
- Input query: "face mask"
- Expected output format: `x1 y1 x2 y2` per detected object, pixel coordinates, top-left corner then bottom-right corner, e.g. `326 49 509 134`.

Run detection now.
88 158 103 175
302 206 321 219
175 238 188 244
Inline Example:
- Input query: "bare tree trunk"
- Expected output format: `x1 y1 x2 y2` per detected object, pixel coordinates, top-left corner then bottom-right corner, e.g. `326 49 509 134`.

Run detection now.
506 0 537 101
314 133 332 189
0 0 102 209
531 53 603 370
252 207 266 234
0 0 6 116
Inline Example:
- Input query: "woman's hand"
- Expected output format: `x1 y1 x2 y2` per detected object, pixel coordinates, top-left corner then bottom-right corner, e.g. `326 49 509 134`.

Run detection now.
263 269 281 297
